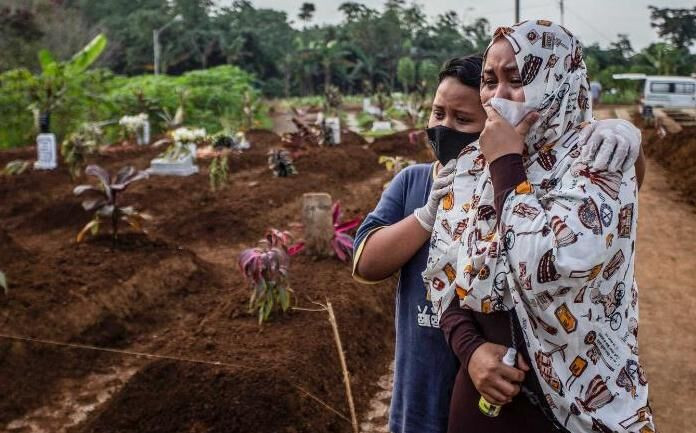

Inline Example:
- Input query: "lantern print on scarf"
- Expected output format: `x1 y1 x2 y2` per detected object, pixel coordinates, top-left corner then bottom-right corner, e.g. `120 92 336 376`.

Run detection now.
423 20 655 433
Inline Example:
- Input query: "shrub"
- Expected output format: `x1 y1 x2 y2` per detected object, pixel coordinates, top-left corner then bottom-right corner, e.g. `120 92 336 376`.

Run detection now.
209 154 230 192
238 229 294 324
267 148 297 177
73 165 150 245
61 123 103 179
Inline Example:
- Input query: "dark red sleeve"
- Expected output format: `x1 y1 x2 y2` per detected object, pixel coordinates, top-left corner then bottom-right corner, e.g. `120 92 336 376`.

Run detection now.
440 297 487 369
489 153 527 217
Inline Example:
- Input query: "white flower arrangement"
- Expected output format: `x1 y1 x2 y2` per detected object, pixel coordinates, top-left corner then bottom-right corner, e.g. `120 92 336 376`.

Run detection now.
172 127 206 145
119 113 148 133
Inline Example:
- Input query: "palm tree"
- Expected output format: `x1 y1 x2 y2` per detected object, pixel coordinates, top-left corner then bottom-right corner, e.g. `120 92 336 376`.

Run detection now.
298 3 315 26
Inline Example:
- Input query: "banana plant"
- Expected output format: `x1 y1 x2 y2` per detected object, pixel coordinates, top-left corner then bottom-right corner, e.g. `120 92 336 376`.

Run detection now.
238 229 295 324
73 165 150 246
30 34 107 132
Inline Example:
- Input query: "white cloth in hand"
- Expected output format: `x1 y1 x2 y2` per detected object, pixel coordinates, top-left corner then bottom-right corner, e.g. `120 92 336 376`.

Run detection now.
413 160 456 232
579 119 641 172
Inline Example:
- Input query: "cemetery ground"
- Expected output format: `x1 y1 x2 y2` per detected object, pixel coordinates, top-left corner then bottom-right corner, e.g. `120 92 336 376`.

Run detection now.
0 108 695 433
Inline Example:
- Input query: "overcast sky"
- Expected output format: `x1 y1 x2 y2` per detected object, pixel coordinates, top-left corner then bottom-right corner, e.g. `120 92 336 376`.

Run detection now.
216 0 693 50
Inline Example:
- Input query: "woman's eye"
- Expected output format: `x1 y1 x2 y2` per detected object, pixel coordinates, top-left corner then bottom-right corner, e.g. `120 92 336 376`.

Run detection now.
456 117 469 124
434 111 445 120
484 80 497 88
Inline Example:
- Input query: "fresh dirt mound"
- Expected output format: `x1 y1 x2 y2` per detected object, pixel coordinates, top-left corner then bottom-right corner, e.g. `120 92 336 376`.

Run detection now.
72 254 396 433
0 234 221 425
0 129 396 433
369 130 433 163
638 119 696 206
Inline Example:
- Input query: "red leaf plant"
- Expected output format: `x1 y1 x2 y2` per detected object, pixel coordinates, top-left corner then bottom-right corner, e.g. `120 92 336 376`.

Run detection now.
238 229 299 324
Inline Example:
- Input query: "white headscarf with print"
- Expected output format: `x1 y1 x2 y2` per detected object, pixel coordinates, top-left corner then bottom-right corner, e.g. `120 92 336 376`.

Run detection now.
424 20 654 432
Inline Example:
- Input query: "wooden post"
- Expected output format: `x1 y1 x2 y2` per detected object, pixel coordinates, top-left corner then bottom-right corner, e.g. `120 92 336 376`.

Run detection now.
326 301 359 433
302 192 334 257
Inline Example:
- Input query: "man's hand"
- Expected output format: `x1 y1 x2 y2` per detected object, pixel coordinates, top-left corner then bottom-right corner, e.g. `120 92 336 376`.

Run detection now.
413 159 456 231
480 105 539 163
579 119 641 172
468 342 530 405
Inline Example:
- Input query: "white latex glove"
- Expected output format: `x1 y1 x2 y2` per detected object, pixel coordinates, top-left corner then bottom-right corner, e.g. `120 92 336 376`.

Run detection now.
414 159 456 232
578 119 641 172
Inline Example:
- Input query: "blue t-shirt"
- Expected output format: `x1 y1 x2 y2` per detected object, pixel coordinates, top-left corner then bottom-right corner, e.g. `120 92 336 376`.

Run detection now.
353 163 459 433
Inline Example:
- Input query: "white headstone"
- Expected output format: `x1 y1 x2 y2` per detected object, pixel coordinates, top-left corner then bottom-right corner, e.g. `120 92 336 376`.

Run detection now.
362 97 371 112
137 121 151 146
325 117 341 144
147 142 199 176
372 121 392 132
33 133 57 170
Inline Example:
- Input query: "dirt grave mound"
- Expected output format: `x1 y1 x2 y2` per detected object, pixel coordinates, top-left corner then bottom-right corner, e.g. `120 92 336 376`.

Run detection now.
369 129 433 163
639 119 696 206
0 234 221 425
0 129 396 432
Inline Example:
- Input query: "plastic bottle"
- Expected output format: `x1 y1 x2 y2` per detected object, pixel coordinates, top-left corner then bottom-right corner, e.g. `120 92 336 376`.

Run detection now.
478 347 517 417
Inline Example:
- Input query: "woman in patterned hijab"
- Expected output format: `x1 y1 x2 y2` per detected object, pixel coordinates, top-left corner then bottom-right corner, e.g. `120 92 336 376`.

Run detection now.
424 20 655 432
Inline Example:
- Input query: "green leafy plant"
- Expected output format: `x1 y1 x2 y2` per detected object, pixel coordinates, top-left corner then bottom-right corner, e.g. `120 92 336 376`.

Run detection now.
73 165 150 246
2 160 31 176
238 229 295 324
268 148 298 177
374 84 393 121
209 154 230 192
61 123 103 179
30 34 107 131
379 155 416 188
241 89 263 131
323 84 343 116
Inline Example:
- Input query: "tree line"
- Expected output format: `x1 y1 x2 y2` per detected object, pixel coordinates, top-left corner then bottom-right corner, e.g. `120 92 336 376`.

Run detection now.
1 0 694 98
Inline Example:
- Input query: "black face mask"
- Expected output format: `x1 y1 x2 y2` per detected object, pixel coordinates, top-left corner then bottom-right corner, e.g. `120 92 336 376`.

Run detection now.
426 125 481 165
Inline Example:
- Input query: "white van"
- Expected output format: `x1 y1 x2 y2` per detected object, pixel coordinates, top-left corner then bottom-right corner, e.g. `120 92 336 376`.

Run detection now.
613 73 696 109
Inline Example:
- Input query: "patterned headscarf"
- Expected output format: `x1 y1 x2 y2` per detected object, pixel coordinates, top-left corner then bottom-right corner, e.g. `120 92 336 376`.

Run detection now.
423 20 654 432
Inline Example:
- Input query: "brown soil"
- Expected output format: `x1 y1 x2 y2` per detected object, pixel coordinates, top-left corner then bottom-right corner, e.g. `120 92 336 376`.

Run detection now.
0 130 397 432
638 120 696 206
368 129 434 163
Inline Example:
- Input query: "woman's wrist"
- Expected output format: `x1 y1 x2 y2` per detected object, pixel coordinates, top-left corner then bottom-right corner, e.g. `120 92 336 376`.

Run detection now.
489 154 528 216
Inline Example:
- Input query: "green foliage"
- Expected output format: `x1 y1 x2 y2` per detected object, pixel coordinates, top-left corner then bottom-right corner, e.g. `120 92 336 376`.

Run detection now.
601 89 640 105
649 6 696 49
107 66 263 135
355 111 375 131
73 165 150 245
2 160 31 176
209 154 230 192
0 68 35 148
60 122 103 180
323 84 343 116
397 57 416 93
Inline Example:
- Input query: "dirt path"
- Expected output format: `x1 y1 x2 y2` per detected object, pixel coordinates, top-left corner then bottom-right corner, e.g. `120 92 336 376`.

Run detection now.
595 105 696 432
633 159 696 433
